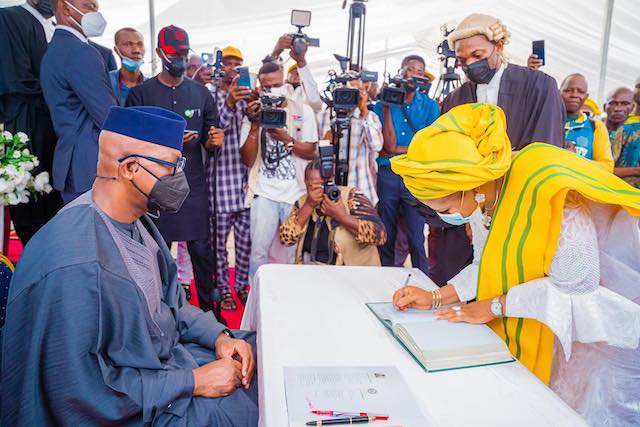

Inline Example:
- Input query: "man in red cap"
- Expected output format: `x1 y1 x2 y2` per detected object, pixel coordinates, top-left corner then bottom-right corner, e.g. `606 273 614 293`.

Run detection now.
127 25 230 314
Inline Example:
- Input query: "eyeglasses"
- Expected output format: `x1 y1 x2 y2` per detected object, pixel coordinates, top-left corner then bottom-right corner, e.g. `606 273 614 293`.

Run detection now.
118 154 186 176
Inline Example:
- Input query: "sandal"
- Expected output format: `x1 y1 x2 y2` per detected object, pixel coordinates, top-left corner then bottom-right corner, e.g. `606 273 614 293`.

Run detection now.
181 284 191 301
220 292 237 311
237 288 250 305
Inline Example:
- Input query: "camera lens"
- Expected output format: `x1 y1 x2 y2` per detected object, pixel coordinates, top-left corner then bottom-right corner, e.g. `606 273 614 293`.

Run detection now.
292 37 307 55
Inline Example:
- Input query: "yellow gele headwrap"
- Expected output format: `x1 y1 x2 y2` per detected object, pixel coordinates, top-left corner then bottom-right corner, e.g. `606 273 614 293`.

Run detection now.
287 63 298 74
390 103 511 200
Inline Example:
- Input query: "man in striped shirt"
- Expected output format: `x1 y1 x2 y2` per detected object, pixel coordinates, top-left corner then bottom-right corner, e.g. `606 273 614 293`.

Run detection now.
207 46 253 311
317 77 384 205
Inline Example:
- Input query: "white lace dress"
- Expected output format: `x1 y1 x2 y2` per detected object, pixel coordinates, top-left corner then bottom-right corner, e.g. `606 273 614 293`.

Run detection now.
448 204 640 426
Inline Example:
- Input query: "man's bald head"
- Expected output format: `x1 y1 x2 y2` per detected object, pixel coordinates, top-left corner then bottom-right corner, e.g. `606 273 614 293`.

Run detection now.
560 73 589 114
606 87 634 127
634 76 640 109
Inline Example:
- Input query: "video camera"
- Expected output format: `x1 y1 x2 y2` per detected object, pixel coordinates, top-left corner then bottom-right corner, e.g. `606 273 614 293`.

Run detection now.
318 141 341 202
290 10 320 56
200 49 225 81
379 69 432 106
259 93 287 129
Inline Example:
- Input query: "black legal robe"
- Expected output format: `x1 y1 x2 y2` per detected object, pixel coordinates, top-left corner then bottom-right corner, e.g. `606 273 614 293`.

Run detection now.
0 5 63 244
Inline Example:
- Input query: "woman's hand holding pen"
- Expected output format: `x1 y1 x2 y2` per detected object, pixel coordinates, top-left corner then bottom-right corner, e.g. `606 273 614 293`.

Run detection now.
392 286 433 311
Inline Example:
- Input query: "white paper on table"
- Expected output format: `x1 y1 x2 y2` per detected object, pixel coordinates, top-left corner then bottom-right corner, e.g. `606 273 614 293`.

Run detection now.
283 366 429 427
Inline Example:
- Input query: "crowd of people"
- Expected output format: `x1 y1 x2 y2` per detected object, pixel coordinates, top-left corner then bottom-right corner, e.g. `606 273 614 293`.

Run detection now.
1 0 639 426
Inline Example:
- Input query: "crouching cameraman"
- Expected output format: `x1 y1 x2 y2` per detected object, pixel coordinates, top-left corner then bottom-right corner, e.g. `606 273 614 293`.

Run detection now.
240 61 318 280
279 155 386 266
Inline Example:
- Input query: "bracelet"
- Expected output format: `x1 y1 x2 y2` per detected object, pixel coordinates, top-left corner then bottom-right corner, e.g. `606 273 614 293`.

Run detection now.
431 288 442 310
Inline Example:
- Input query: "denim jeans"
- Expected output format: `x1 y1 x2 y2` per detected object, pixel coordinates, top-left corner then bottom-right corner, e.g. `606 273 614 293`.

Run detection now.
249 195 296 281
376 165 428 273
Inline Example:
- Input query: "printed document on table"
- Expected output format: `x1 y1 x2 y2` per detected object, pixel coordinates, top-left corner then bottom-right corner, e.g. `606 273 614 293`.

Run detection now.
284 366 430 427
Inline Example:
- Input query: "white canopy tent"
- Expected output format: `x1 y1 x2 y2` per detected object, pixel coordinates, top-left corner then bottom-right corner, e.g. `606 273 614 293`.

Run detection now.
2 0 639 105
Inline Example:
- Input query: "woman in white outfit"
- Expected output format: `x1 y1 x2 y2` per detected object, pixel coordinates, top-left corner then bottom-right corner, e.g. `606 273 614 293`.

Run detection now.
390 103 640 425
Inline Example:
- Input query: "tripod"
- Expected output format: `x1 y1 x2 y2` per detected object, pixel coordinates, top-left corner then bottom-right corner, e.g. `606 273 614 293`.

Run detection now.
208 50 226 321
434 64 461 102
332 111 353 186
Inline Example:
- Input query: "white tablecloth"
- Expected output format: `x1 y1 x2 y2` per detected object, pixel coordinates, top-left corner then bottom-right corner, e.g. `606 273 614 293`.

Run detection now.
241 264 586 427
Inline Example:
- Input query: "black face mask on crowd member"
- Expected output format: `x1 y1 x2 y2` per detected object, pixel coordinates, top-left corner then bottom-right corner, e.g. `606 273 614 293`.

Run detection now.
462 46 498 85
160 50 187 78
34 0 54 18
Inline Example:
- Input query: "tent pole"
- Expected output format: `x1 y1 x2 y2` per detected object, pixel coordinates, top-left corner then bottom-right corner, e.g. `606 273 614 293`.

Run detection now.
149 0 157 75
597 0 615 103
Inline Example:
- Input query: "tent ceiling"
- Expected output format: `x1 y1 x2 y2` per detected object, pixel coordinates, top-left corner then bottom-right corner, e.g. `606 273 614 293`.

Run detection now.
2 0 639 103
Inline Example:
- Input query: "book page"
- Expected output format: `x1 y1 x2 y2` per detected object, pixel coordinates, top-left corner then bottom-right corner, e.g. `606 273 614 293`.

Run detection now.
284 366 429 427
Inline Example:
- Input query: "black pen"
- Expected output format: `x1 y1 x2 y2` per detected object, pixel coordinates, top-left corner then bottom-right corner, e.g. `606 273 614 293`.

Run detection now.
306 415 386 425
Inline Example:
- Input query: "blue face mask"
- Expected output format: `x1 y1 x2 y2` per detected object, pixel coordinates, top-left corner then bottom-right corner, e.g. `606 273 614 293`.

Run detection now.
437 208 478 226
435 191 480 226
121 56 144 72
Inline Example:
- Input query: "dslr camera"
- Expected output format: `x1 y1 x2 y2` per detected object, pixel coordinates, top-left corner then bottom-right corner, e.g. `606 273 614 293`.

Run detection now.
259 94 287 129
290 10 320 56
318 141 341 202
379 71 432 106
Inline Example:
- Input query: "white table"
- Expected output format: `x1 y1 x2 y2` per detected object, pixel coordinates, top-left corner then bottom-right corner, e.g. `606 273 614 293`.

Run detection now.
241 264 586 427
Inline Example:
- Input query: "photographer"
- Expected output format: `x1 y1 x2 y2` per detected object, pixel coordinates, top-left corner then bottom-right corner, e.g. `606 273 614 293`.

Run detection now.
279 157 386 265
373 54 440 274
207 46 254 311
240 61 318 280
272 34 323 113
318 74 384 205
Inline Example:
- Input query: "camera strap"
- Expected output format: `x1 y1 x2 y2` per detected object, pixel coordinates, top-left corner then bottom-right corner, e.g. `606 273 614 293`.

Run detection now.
400 105 418 135
260 129 291 172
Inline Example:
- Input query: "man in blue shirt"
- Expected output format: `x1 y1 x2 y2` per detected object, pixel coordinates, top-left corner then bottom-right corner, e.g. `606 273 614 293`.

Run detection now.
109 27 146 106
41 0 116 203
374 55 440 273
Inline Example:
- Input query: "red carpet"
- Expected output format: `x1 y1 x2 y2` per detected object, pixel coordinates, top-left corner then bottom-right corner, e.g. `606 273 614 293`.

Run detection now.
7 236 245 329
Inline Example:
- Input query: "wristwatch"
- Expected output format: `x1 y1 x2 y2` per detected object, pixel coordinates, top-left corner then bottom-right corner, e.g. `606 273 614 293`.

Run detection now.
221 328 235 339
490 297 503 317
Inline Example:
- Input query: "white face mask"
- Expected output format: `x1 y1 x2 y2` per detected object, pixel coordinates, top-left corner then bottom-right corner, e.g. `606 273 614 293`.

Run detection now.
65 1 107 38
268 85 287 97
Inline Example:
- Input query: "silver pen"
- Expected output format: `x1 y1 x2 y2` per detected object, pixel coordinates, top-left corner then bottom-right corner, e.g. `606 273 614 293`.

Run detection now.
400 273 411 297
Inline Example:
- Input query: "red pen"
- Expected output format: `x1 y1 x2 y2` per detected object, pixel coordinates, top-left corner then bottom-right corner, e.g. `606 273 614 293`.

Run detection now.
311 411 388 419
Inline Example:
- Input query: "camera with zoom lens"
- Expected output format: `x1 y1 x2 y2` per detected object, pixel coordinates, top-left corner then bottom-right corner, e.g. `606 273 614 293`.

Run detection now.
290 10 320 56
380 72 432 106
259 94 287 129
318 142 341 202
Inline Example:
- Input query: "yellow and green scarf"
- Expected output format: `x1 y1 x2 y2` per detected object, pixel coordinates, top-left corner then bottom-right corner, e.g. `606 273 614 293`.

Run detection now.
479 143 640 382
391 103 640 383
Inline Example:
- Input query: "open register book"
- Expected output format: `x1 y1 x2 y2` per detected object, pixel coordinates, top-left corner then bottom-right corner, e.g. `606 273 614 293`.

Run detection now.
367 302 514 372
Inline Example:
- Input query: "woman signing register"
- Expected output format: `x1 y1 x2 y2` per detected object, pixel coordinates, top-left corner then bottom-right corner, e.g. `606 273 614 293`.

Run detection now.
390 104 640 425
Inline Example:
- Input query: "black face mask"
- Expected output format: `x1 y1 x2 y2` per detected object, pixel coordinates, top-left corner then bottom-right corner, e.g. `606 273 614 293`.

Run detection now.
133 163 190 214
462 48 498 85
34 0 54 18
160 51 187 78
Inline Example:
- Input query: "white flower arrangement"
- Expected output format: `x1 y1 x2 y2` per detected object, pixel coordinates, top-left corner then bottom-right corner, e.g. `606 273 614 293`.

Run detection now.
0 130 52 206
